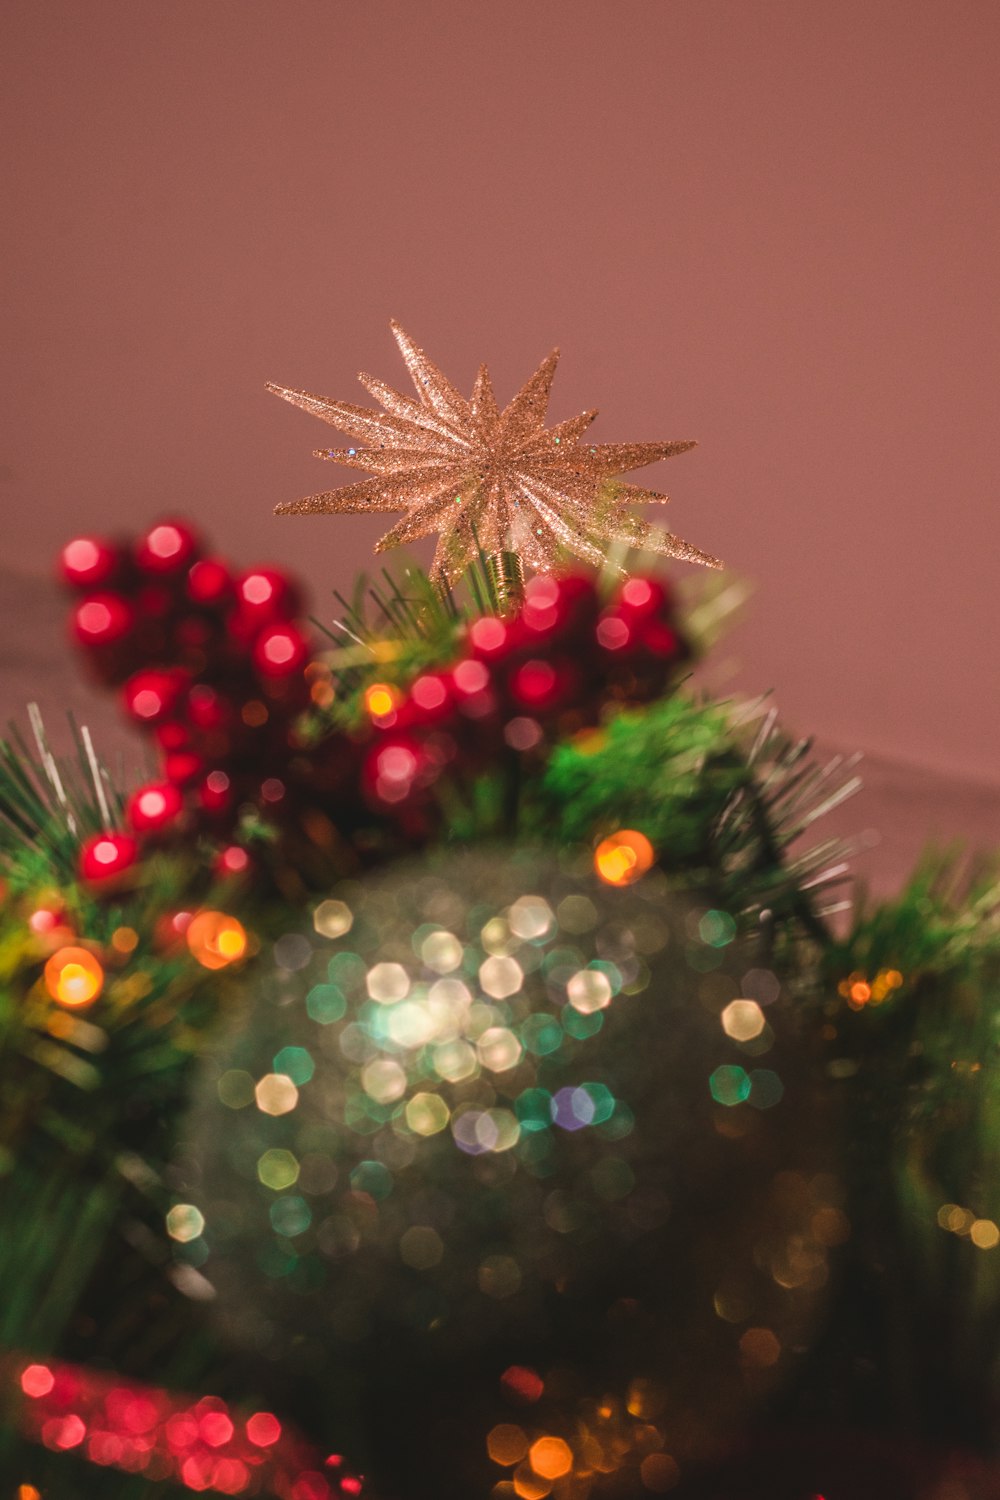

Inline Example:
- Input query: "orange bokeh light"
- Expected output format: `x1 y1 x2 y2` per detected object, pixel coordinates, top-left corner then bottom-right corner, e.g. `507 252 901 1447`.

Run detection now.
513 1465 552 1500
365 683 399 720
487 1424 529 1467
528 1436 574 1480
739 1325 782 1368
186 911 248 970
43 947 104 1008
594 830 655 887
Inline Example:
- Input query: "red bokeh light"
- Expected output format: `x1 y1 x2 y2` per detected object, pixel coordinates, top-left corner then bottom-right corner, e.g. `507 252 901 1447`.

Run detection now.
500 1364 544 1403
246 1411 282 1446
21 1364 55 1398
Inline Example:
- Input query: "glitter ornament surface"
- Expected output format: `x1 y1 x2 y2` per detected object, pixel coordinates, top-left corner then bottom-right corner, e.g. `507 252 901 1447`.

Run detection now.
268 322 722 583
186 848 834 1499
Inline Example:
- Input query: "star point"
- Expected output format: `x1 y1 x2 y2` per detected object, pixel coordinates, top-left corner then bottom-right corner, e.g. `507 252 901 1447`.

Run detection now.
269 324 722 582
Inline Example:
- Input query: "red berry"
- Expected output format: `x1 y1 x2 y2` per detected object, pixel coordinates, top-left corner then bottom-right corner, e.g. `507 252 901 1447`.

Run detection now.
127 781 185 836
521 580 560 636
259 776 287 808
122 669 188 726
616 576 672 619
641 620 681 659
509 657 571 711
451 658 490 696
595 608 635 652
173 614 216 650
79 832 139 885
134 583 176 622
28 905 65 936
186 684 235 732
134 520 200 577
226 611 260 650
233 568 303 631
155 721 191 753
504 716 544 752
449 657 496 720
214 844 250 879
72 593 134 649
365 736 428 807
468 616 512 658
198 769 234 815
163 750 204 787
400 673 456 728
59 536 123 591
252 622 310 678
521 574 597 637
187 557 234 609
153 909 193 954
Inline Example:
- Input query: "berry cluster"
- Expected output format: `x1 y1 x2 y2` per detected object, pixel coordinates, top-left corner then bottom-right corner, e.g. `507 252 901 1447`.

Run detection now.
18 1357 360 1499
62 522 689 886
62 523 314 883
362 572 688 824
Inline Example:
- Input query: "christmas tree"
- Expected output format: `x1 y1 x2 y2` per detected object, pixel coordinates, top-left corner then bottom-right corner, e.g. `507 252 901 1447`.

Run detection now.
2 325 999 1500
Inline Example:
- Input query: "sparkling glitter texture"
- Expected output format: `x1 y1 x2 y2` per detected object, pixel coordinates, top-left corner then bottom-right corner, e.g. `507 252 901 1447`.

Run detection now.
186 849 837 1500
268 322 722 584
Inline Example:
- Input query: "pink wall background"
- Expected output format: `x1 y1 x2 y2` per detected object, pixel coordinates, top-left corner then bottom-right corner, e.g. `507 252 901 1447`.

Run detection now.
3 0 998 783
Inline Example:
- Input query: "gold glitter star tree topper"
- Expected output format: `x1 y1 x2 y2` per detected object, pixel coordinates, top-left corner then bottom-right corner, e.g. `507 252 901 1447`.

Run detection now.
267 321 722 590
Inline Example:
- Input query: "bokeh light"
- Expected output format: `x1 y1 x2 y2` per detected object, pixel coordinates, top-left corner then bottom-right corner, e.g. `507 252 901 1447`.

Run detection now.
529 1436 573 1480
186 911 247 970
709 1065 751 1106
594 830 655 886
488 1424 529 1466
257 1149 300 1190
43 946 104 1008
508 895 555 941
21 1365 55 1398
246 1412 282 1447
480 954 523 999
364 683 400 721
166 1204 205 1243
218 1070 255 1109
566 967 612 1014
405 1092 451 1135
273 1045 315 1084
313 899 353 939
366 962 410 1003
739 1327 782 1368
971 1219 1000 1250
639 1453 680 1492
477 1026 523 1072
420 929 463 973
721 999 766 1042
254 1074 299 1116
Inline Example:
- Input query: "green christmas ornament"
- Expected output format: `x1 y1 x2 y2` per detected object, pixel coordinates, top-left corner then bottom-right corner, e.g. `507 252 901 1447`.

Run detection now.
181 848 838 1499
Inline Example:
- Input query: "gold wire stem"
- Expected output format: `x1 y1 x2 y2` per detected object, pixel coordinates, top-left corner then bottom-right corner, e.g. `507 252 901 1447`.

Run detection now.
485 550 526 614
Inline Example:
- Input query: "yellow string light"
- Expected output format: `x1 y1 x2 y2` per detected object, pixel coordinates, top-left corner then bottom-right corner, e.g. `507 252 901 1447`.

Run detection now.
364 682 400 721
43 947 104 1009
594 830 655 887
186 911 248 970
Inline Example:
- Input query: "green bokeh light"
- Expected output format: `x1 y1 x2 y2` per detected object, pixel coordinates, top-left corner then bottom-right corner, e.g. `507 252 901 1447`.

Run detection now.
709 1064 751 1106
